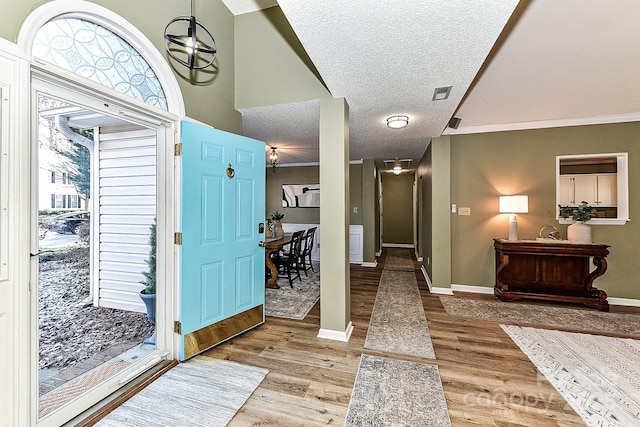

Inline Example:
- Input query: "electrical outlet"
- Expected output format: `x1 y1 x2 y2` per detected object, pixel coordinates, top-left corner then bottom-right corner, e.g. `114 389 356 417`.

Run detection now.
353 207 358 213
451 204 457 213
458 207 471 216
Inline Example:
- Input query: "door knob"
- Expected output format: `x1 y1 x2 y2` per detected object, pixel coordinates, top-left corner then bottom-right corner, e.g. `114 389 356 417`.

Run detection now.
258 241 266 248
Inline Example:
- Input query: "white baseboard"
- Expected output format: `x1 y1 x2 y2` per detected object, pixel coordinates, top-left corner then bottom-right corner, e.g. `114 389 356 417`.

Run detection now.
447 285 640 307
430 287 454 295
451 284 494 295
420 266 432 291
317 321 353 342
608 297 640 307
383 243 414 248
361 261 377 268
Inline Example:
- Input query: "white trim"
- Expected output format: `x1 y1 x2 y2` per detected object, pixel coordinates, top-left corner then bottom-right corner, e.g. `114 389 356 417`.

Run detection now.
608 297 640 307
17 0 185 118
268 159 364 169
446 285 640 307
382 243 414 248
451 284 494 294
317 321 353 342
443 112 640 136
430 287 454 295
361 261 377 268
421 266 432 291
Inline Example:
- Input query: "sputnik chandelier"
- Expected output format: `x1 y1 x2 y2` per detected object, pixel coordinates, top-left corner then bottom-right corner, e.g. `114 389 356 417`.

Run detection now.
164 0 217 70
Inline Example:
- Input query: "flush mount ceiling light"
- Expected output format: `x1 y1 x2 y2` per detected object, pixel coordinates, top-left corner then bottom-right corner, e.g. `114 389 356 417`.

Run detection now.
386 115 409 129
268 146 280 172
383 157 412 174
164 0 217 70
432 86 452 101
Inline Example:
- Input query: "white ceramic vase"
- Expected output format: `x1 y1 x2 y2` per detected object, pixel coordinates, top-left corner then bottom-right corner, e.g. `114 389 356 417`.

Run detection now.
567 221 591 244
273 220 284 238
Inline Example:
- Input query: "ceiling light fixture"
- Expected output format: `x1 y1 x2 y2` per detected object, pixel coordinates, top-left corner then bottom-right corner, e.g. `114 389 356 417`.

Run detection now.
383 157 412 174
432 86 452 101
164 0 217 70
386 115 409 129
268 146 280 173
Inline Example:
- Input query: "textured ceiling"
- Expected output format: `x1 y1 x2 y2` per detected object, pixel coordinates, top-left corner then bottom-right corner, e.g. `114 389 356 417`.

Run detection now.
226 0 640 168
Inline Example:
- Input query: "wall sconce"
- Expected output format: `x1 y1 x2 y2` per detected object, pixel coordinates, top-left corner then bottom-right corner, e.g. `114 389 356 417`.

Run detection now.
499 195 528 240
164 0 217 70
269 147 280 173
386 115 409 129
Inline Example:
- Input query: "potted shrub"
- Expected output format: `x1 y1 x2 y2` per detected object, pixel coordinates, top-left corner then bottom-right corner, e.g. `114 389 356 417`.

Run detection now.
139 219 156 344
270 210 285 238
559 201 596 243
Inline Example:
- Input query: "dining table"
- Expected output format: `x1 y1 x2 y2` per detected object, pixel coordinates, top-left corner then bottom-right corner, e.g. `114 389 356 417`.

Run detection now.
261 234 292 289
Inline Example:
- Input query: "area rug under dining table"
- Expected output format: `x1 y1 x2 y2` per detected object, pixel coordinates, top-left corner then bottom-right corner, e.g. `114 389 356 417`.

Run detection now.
265 261 320 320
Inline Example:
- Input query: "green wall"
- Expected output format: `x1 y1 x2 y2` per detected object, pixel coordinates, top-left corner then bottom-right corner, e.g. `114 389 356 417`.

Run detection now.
418 143 433 279
265 163 365 226
3 0 240 132
447 122 640 299
381 173 414 244
234 7 329 109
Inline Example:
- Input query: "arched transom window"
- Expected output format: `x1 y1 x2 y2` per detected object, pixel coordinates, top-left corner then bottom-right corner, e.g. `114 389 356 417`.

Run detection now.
33 17 168 111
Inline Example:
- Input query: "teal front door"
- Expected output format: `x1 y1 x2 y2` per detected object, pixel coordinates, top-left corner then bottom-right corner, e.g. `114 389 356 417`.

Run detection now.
179 120 265 360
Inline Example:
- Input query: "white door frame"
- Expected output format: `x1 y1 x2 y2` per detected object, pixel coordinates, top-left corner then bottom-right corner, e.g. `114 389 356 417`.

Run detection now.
30 67 177 427
3 1 187 424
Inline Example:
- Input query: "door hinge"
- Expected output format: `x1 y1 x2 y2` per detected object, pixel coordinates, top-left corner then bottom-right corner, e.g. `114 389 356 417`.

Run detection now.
175 143 183 156
174 321 182 334
174 232 183 245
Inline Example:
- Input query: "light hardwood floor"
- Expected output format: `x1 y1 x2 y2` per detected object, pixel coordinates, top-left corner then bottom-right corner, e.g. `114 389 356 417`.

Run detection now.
201 249 637 426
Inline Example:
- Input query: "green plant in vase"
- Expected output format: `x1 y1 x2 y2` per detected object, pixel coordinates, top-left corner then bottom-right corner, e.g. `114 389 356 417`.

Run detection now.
270 211 285 237
558 201 597 222
558 201 596 243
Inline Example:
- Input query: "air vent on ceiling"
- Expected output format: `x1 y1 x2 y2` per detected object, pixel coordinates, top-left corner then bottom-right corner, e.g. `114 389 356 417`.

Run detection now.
432 86 452 101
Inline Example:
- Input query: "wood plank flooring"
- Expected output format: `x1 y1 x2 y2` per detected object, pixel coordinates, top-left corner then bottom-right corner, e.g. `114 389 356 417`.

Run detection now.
201 249 639 426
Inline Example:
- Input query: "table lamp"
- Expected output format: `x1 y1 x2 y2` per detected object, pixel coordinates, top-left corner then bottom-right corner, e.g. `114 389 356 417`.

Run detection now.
499 195 528 240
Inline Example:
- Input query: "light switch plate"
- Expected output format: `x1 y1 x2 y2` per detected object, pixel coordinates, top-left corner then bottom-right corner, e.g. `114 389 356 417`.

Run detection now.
458 207 471 216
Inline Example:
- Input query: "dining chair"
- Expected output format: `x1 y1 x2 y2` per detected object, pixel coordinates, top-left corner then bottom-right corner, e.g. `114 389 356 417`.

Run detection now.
274 230 304 287
299 227 317 276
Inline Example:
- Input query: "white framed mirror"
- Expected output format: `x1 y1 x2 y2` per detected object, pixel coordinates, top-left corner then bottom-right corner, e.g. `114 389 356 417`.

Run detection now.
556 152 629 225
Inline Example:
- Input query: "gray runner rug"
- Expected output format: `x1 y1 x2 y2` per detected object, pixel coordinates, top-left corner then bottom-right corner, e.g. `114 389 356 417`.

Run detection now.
345 354 452 427
502 325 640 427
384 248 415 271
364 269 435 359
441 296 640 337
97 356 268 426
265 262 319 319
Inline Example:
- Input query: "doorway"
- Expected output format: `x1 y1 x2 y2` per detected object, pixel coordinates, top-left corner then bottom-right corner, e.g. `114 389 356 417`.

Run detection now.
381 172 414 247
32 80 171 426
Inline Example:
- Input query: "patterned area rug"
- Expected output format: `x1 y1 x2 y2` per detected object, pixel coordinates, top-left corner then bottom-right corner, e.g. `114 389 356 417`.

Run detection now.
502 325 640 427
345 354 452 426
440 296 640 337
97 357 268 426
265 262 319 320
384 248 415 271
365 269 436 359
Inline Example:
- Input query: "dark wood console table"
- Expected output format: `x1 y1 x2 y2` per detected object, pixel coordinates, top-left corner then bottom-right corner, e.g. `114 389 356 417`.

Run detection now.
493 239 610 311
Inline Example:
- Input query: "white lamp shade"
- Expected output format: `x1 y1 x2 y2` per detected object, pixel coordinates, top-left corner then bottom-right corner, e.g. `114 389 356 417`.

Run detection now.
499 195 528 214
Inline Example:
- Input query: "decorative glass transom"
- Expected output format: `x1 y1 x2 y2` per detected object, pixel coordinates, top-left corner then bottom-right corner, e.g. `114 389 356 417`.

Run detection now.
33 18 168 111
